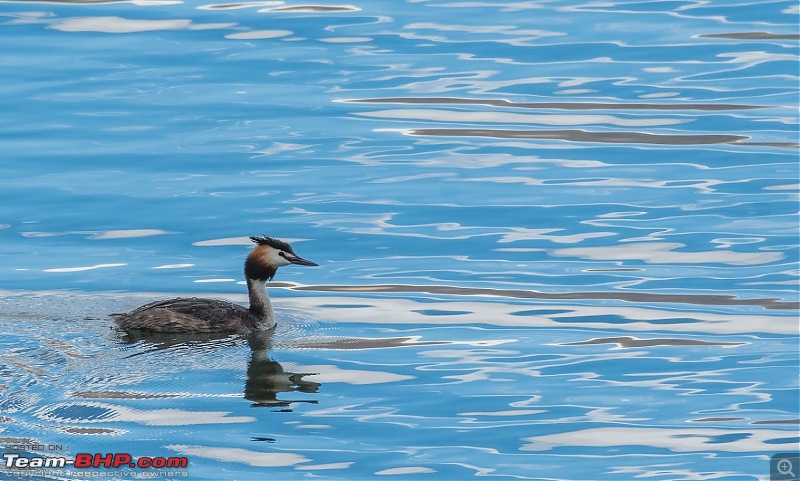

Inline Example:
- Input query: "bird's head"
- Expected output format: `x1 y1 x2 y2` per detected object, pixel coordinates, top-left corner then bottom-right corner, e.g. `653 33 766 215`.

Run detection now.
245 236 318 281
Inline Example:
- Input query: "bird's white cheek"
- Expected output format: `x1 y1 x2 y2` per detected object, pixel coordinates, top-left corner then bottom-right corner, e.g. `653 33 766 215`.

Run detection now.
268 250 292 267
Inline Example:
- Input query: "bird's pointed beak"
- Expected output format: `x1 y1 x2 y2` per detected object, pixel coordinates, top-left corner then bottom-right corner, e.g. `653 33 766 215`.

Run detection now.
287 255 318 267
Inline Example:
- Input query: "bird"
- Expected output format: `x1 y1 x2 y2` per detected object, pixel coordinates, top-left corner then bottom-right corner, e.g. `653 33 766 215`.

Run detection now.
112 236 317 333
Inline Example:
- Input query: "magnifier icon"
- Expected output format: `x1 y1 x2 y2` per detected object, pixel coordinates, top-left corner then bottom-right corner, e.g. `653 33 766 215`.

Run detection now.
777 458 795 478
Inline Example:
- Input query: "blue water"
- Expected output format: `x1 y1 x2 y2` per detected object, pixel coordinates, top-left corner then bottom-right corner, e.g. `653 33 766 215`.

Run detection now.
1 1 798 480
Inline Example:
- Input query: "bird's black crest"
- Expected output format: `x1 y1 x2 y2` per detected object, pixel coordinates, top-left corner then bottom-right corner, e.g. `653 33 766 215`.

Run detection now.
250 236 294 253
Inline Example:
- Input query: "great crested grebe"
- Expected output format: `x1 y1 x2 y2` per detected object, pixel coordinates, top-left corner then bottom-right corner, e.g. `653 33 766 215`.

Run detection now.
112 236 317 333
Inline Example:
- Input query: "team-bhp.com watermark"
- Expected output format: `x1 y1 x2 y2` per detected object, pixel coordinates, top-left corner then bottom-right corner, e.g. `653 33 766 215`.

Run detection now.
2 444 189 478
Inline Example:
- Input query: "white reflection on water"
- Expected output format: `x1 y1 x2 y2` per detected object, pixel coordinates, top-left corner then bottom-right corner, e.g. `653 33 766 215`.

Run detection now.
551 241 784 266
521 426 795 452
497 227 616 244
295 461 354 471
167 445 310 467
355 108 685 127
43 263 126 273
320 36 372 43
22 229 173 239
375 466 437 475
35 401 255 426
51 16 234 33
404 22 562 40
90 229 174 240
280 295 797 335
765 183 800 191
284 363 415 385
225 29 293 39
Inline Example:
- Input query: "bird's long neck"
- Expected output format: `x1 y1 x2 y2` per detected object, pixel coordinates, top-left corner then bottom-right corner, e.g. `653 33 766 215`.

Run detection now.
246 278 275 330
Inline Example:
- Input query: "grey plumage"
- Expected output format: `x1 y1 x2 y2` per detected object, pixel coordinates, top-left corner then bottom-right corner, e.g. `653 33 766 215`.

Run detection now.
112 298 262 333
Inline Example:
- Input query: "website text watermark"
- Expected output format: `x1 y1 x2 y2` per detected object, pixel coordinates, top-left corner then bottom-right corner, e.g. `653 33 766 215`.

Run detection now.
2 448 190 478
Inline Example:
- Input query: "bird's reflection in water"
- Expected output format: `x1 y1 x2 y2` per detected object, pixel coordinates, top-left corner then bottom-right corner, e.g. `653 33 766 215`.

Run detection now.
117 330 320 410
244 331 320 408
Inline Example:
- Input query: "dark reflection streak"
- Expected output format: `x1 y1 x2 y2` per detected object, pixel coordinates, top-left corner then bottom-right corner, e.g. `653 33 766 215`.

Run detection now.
698 32 800 40
0 437 36 444
347 97 766 111
736 141 800 148
204 3 252 8
690 417 746 422
410 128 751 146
408 128 799 148
298 336 449 349
292 284 799 310
268 5 358 12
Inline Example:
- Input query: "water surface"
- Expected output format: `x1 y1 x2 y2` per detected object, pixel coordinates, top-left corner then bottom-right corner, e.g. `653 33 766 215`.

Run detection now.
0 0 797 479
